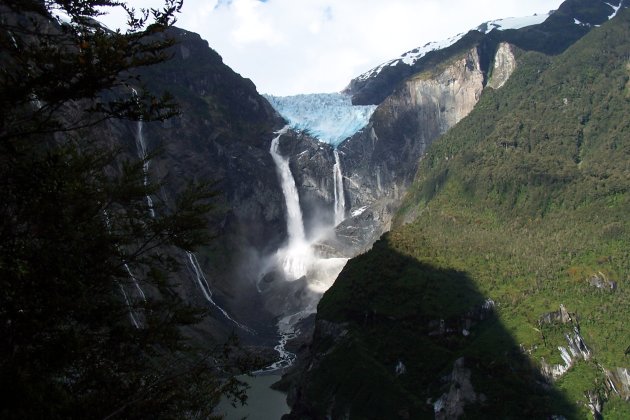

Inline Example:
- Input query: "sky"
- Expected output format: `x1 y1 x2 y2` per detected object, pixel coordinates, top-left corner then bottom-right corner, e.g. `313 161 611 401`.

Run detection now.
99 0 565 96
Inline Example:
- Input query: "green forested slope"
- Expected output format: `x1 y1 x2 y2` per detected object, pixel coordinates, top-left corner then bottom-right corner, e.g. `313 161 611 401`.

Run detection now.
294 9 630 420
397 7 630 372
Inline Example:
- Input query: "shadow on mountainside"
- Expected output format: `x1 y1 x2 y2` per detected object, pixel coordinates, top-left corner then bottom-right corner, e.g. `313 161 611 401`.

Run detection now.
285 235 580 419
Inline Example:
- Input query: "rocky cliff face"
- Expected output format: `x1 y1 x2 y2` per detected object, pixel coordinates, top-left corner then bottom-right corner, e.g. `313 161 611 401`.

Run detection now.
279 42 516 259
397 48 485 134
108 27 294 341
278 130 337 234
345 31 486 106
329 45 489 254
139 29 286 255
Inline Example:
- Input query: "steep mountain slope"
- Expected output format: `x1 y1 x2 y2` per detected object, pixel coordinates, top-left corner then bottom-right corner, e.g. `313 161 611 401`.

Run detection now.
263 1 628 265
0 4 289 416
106 27 294 341
285 8 630 420
329 34 504 255
315 0 629 262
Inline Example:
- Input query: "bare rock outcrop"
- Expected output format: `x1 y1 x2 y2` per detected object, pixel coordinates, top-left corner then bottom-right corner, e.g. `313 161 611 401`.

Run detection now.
434 358 484 420
335 46 487 252
488 42 517 89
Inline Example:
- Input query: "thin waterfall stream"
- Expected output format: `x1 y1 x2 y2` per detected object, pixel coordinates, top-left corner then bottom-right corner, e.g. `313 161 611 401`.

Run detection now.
135 121 155 218
103 209 145 328
186 251 252 332
135 120 247 332
333 149 346 226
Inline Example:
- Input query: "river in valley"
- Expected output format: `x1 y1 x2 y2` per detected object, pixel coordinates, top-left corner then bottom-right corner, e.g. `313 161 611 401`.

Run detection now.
215 374 290 419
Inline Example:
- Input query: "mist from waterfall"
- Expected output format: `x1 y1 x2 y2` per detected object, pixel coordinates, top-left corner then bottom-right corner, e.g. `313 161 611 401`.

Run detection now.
264 126 349 371
268 125 349 290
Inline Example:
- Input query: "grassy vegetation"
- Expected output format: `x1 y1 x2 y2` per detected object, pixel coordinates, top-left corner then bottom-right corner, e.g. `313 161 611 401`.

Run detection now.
303 9 630 419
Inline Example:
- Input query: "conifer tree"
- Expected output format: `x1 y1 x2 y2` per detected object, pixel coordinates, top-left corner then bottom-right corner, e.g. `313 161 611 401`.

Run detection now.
0 1 244 417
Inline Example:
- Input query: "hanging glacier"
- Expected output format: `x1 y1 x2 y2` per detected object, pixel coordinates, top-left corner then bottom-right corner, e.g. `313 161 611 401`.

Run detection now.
264 92 376 147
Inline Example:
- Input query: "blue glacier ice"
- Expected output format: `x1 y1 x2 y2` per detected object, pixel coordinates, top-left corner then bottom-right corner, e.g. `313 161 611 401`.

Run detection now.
264 93 377 147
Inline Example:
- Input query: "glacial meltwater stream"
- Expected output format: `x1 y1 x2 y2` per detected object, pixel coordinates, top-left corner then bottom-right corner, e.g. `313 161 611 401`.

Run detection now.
223 95 372 417
266 126 348 367
220 126 351 418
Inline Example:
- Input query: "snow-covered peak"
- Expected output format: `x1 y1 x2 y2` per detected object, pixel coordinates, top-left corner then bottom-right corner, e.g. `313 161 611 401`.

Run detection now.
265 93 376 147
355 12 551 83
476 13 550 34
356 33 465 82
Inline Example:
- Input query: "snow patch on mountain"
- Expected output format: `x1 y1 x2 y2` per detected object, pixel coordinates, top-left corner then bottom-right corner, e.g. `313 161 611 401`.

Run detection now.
265 93 376 146
356 33 466 82
477 13 550 34
574 18 591 27
605 2 622 19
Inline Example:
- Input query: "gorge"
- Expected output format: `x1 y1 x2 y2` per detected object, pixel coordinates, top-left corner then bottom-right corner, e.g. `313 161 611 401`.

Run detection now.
121 1 630 417
1 1 629 419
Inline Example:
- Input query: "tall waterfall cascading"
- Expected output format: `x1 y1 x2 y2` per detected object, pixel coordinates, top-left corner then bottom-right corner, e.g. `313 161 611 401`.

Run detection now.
119 120 150 324
333 149 346 226
269 126 312 280
270 126 306 245
264 127 350 372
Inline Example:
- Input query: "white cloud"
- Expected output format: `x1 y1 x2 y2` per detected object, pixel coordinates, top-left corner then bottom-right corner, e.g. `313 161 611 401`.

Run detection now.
229 0 283 45
100 0 565 95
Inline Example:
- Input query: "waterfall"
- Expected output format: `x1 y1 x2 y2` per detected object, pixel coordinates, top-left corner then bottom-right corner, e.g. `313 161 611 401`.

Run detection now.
135 121 155 218
262 127 350 373
186 252 253 332
132 118 248 332
118 284 140 329
124 263 147 302
104 210 144 328
270 126 311 280
270 126 306 246
117 119 150 323
333 149 346 226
